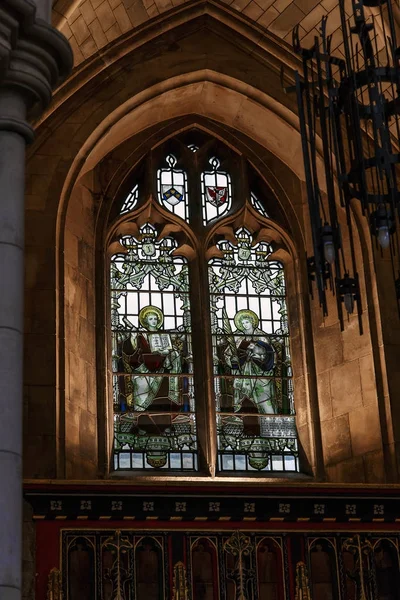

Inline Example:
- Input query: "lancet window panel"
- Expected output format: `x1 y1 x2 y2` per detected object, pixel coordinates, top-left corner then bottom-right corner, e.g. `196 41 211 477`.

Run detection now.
110 224 196 472
208 227 297 473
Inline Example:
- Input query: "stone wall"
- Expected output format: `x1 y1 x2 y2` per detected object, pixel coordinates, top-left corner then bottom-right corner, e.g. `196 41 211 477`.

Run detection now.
64 174 99 479
53 0 390 70
23 3 398 484
313 226 384 483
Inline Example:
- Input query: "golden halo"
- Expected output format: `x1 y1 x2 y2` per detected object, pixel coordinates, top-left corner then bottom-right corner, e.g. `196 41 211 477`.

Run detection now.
234 309 259 331
139 305 164 330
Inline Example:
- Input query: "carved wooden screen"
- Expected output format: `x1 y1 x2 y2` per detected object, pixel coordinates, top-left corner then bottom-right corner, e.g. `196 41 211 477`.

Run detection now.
62 530 400 600
63 530 287 600
108 131 299 473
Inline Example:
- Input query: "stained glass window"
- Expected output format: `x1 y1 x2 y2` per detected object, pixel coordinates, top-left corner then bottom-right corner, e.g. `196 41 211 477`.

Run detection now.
111 224 196 470
157 154 188 222
109 132 300 474
120 183 139 215
201 157 232 225
208 227 298 472
250 191 269 218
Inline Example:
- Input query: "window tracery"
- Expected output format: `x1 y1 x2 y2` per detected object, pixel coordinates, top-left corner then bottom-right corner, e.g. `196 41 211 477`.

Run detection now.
250 191 269 218
108 132 299 474
157 154 188 222
111 223 196 470
200 156 232 225
120 183 139 215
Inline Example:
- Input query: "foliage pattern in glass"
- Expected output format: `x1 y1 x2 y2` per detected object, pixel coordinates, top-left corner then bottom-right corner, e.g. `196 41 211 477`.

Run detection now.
110 136 300 474
111 224 196 470
208 228 297 472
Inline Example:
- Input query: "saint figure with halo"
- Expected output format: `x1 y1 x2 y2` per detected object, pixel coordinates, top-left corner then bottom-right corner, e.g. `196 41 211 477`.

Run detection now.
120 305 182 411
224 308 276 414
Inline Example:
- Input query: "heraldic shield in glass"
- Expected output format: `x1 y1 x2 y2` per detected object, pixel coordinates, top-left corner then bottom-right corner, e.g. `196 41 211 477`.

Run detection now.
111 224 196 470
209 228 298 472
201 156 232 225
157 154 189 223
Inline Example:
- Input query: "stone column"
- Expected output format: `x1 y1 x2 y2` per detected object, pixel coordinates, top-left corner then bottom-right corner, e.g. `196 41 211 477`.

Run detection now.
33 0 52 22
0 2 72 598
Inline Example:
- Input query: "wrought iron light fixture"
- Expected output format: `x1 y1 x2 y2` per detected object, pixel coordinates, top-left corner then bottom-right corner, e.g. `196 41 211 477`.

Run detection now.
290 0 400 332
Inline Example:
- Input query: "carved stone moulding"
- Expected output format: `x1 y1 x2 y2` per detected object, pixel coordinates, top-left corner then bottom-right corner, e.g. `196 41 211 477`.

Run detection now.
0 0 73 134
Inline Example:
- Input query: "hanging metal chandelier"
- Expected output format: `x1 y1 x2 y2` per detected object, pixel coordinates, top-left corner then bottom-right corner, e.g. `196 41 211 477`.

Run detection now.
290 0 400 333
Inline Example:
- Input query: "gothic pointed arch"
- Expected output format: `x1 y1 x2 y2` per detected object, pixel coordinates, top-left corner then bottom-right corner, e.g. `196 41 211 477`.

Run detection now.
106 129 304 473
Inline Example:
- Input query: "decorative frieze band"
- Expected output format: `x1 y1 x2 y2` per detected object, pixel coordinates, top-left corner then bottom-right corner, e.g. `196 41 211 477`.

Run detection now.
25 489 400 524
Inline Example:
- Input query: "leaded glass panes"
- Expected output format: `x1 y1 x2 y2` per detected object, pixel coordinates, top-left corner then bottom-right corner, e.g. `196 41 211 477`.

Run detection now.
157 154 189 222
250 191 269 218
120 183 139 215
111 224 196 470
110 133 300 475
201 157 232 225
208 228 298 472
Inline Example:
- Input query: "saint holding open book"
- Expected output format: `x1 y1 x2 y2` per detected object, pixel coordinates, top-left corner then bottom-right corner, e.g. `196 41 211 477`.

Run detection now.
119 305 183 411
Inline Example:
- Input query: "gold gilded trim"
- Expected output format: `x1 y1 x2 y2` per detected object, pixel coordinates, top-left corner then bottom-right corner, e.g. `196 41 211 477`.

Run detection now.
172 561 189 600
47 568 62 600
295 561 311 600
